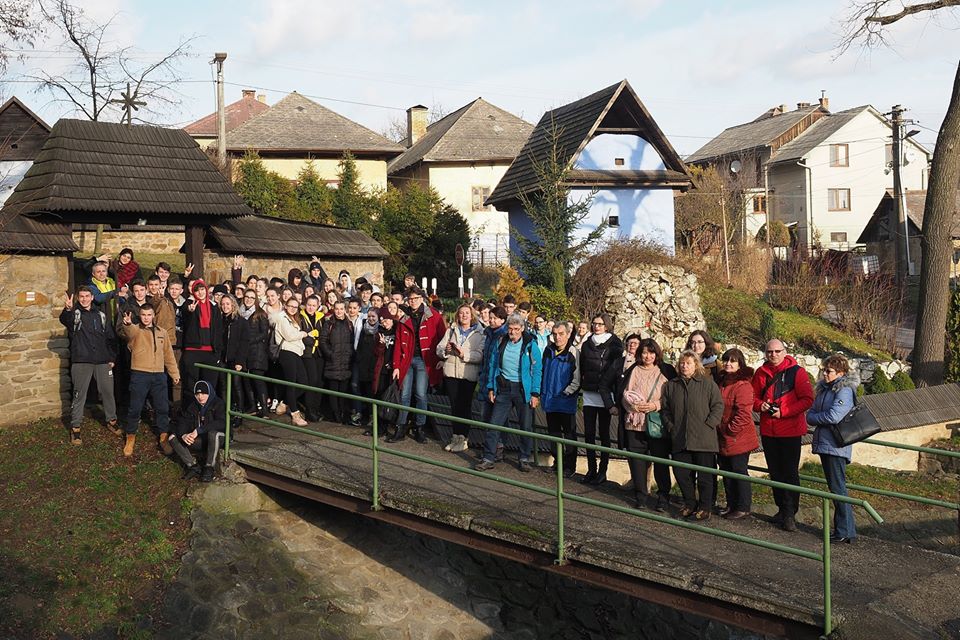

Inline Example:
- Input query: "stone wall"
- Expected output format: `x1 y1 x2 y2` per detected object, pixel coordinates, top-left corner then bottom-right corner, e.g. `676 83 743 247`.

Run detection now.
202 251 384 289
604 264 706 352
0 254 70 427
72 229 184 255
728 344 909 385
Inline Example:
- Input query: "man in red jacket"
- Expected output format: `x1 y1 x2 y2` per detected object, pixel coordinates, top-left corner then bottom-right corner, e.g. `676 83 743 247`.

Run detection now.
752 339 814 532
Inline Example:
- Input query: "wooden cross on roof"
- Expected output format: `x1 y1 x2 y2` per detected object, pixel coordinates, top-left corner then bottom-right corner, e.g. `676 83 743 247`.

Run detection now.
109 82 146 126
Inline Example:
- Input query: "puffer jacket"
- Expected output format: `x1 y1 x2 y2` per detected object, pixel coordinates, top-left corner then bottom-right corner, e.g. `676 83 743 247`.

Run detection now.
661 374 724 454
60 306 117 364
436 324 486 382
808 373 859 461
717 367 759 457
477 324 507 396
321 316 354 381
752 355 814 438
540 344 580 414
579 334 624 392
245 313 271 371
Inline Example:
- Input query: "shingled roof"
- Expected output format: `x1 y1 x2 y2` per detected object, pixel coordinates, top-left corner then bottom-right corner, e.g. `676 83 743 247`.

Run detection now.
771 107 867 164
486 80 688 208
1 119 253 219
184 89 270 136
684 107 825 164
226 92 403 155
388 98 534 175
0 208 76 252
857 189 960 243
206 215 387 258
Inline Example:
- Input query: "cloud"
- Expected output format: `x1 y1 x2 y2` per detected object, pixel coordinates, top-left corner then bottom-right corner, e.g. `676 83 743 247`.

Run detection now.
247 1 364 56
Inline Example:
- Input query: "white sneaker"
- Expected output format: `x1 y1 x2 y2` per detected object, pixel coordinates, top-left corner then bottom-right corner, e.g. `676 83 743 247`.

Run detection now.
444 437 455 452
451 435 469 453
269 399 279 412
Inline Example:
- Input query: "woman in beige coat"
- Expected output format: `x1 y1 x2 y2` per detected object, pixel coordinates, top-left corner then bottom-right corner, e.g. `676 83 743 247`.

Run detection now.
436 304 486 452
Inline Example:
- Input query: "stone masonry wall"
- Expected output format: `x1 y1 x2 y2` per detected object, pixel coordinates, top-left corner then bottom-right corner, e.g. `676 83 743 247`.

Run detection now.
0 254 70 428
72 230 184 255
202 251 384 290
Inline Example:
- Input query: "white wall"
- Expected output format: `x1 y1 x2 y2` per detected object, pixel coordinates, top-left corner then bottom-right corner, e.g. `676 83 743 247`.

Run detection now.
427 163 511 237
575 133 666 172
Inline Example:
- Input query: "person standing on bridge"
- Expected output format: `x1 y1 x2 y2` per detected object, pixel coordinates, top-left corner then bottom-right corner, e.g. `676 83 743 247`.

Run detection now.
716 348 758 520
752 339 814 532
807 354 858 544
578 313 623 485
437 303 486 453
661 350 724 521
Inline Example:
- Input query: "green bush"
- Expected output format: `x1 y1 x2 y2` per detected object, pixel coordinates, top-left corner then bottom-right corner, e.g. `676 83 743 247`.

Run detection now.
759 304 780 342
856 384 865 398
890 370 916 392
865 368 895 395
527 285 574 322
946 288 960 382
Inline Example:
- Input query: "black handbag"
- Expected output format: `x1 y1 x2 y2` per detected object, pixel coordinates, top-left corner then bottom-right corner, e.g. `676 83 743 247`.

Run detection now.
378 382 401 424
829 399 881 447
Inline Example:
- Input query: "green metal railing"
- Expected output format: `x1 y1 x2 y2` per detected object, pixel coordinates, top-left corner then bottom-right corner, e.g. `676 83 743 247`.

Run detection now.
199 364 885 636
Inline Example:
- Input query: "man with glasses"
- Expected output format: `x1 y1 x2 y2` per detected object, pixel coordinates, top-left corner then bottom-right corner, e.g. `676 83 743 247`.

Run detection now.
390 286 444 442
751 338 814 532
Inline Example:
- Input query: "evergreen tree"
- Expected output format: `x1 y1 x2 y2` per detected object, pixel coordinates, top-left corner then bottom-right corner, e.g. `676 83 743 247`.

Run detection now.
233 151 277 215
945 287 960 383
294 160 333 224
332 152 373 232
409 204 471 297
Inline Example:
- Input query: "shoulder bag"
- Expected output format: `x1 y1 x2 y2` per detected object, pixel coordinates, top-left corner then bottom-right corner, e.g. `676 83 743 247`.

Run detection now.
828 393 881 447
643 375 664 439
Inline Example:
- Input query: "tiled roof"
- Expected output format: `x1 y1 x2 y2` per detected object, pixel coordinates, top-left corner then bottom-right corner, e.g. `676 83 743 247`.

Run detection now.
1 119 253 218
226 92 403 155
184 91 270 136
857 189 960 242
487 80 689 207
771 107 868 163
388 98 534 174
685 107 822 163
206 215 387 258
0 208 76 251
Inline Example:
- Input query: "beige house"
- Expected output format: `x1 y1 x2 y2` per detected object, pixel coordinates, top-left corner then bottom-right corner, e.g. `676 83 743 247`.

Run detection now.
227 92 402 190
388 99 533 266
184 88 270 151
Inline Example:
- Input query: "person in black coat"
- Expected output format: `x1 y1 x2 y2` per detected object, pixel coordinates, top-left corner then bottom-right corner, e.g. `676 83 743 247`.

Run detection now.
299 295 326 422
578 313 624 484
168 380 226 483
219 294 249 416
180 279 224 411
355 308 380 427
320 301 355 423
243 298 272 417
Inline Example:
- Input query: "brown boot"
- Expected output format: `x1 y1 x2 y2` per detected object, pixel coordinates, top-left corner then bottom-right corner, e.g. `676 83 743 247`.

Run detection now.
158 433 173 456
123 434 136 457
105 419 122 437
69 428 82 446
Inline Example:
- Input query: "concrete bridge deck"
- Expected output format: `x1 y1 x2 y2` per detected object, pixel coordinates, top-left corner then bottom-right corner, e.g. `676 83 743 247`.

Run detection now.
229 420 960 640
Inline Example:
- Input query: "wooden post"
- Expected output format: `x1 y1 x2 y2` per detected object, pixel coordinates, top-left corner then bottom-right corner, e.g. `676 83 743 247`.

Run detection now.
185 225 204 279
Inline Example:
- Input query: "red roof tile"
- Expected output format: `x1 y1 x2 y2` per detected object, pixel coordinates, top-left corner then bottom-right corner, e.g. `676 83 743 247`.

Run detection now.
184 90 270 136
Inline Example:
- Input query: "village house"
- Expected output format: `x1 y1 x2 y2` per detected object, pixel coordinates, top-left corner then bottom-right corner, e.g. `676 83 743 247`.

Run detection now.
224 91 403 190
184 88 270 151
486 79 691 257
0 96 51 205
388 99 534 266
686 98 930 251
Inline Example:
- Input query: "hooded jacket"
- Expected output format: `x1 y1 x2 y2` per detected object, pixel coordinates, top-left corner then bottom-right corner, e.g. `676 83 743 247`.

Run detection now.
808 373 860 461
320 315 354 381
579 333 624 392
540 343 580 414
393 303 445 387
176 380 226 436
487 331 543 404
751 355 814 438
717 366 759 457
661 374 724 454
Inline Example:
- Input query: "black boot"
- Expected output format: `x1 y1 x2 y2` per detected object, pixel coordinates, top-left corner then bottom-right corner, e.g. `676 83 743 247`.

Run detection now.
590 459 608 485
182 464 201 480
386 423 408 443
257 394 268 418
581 452 597 484
413 426 428 444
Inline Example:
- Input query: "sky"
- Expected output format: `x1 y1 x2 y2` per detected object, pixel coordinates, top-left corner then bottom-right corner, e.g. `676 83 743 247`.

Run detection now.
4 0 959 156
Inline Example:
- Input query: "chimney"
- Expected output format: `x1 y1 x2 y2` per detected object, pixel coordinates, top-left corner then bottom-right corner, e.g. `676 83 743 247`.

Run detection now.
778 104 788 114
819 91 829 111
256 93 266 104
797 102 811 110
242 89 255 99
406 105 428 148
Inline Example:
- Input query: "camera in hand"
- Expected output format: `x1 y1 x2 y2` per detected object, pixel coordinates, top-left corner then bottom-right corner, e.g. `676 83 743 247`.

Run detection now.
768 403 780 416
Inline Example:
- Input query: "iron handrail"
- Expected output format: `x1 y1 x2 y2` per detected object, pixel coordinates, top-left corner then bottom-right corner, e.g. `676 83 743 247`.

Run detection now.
199 364 885 635
863 437 960 460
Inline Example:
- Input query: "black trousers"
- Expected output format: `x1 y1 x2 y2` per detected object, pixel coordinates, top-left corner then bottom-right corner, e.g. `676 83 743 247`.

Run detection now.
445 377 476 437
623 430 656 495
301 356 324 419
582 405 611 472
761 435 802 515
718 452 752 512
180 350 220 410
546 411 577 472
673 450 717 510
647 435 674 497
278 350 307 412
326 378 350 423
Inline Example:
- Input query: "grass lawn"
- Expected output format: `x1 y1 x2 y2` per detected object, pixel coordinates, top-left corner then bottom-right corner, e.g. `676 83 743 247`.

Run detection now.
0 417 191 639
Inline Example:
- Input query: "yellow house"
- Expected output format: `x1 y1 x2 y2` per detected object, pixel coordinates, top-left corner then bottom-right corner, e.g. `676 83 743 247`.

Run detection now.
388 99 534 266
226 92 402 190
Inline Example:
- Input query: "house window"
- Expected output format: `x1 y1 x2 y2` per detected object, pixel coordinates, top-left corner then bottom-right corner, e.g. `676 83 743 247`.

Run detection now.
471 186 492 211
608 215 620 227
830 232 848 243
753 195 767 213
828 188 851 211
614 158 625 166
829 144 849 167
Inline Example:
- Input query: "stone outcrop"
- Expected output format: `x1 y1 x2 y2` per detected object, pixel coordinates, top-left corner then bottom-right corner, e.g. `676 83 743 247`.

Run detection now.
603 264 706 352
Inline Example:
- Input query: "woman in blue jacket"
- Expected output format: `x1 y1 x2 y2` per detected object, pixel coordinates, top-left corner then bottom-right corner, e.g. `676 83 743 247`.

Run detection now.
540 321 580 477
807 353 858 543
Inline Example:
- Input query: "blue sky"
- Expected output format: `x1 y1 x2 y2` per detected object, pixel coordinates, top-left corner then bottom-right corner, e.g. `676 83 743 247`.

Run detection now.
6 0 959 155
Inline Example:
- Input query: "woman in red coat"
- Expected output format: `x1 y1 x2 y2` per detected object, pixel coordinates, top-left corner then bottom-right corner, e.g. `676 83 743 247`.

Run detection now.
716 348 758 519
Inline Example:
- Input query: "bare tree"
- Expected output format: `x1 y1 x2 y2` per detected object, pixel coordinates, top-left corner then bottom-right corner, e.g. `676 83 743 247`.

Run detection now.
840 0 960 387
28 0 194 123
0 0 40 72
381 100 450 144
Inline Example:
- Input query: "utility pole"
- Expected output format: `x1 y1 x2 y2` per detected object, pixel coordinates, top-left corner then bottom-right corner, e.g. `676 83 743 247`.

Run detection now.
890 105 907 286
214 52 227 171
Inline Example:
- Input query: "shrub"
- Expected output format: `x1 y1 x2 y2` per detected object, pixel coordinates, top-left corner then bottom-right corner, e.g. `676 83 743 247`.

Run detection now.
470 266 500 299
492 265 530 303
946 288 960 383
759 305 780 342
527 285 573 322
890 370 916 392
856 384 865 398
865 368 895 395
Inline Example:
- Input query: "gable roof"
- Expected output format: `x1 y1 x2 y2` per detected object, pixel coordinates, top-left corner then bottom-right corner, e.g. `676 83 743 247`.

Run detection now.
857 189 960 243
770 107 867 163
226 92 403 155
0 96 52 162
388 98 534 175
0 208 76 252
1 119 253 219
205 214 387 258
184 90 270 137
486 80 689 208
685 105 825 164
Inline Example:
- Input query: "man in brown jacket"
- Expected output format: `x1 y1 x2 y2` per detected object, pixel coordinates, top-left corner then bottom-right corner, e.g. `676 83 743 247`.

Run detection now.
120 305 180 457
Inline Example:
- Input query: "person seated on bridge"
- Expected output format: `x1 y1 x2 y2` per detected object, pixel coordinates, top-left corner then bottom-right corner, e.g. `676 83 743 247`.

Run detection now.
661 350 724 521
752 339 814 533
168 380 226 483
807 354 858 544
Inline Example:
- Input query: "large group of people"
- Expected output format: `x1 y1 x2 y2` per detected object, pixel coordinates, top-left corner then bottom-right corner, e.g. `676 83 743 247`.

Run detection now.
62 250 858 542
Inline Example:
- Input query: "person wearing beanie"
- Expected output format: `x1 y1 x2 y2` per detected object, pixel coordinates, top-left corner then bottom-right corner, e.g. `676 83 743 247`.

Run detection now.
180 279 224 411
304 260 328 289
168 380 226 482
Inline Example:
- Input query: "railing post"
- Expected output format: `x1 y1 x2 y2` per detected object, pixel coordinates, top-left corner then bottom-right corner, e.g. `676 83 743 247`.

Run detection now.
224 369 232 460
372 405 381 511
822 496 832 637
555 446 566 565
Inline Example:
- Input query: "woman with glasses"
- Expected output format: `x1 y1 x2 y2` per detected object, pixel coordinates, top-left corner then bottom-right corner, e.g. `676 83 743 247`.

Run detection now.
274 297 309 426
578 313 623 484
807 354 858 543
685 330 720 382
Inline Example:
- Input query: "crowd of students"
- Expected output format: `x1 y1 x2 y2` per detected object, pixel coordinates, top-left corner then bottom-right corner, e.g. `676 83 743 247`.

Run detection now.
61 249 859 542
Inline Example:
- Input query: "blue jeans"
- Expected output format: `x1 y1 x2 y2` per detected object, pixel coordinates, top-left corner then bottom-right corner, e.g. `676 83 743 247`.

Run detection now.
820 453 856 539
127 371 170 435
484 378 533 463
398 357 428 427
